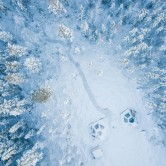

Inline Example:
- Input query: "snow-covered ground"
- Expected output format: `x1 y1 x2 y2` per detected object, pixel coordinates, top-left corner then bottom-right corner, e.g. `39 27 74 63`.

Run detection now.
15 14 166 165
0 1 165 165
40 42 166 166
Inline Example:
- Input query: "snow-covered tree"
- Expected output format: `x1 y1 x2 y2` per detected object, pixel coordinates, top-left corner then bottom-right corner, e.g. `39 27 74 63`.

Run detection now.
32 87 52 103
24 129 37 139
81 21 89 37
7 44 26 57
138 8 148 21
77 5 85 20
6 61 20 72
0 2 7 12
0 27 42 166
0 31 13 42
5 73 24 84
48 0 66 15
0 98 27 116
9 120 25 133
1 144 18 162
11 0 26 11
24 57 42 73
17 142 43 166
58 24 73 41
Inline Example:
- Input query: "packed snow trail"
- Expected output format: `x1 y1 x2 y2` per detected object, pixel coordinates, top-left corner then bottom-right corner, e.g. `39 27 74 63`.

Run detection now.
41 33 110 117
68 52 111 117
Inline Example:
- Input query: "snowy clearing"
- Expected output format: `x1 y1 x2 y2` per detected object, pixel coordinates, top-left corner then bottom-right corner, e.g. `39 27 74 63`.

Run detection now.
40 44 166 166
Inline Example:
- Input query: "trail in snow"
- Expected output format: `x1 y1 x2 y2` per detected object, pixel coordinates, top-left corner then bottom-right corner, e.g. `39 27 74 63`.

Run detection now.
42 25 112 118
41 32 110 116
68 52 111 117
42 31 65 45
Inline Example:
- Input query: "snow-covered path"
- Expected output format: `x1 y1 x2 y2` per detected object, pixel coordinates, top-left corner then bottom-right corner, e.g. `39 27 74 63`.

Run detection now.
68 52 111 117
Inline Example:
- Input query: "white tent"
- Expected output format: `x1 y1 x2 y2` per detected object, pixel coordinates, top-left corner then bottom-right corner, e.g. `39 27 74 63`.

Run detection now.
91 146 103 159
121 108 137 126
89 117 108 141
